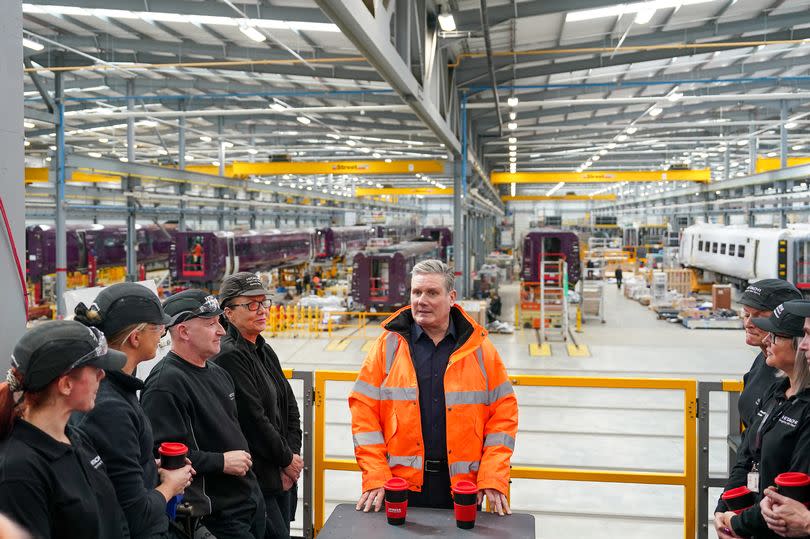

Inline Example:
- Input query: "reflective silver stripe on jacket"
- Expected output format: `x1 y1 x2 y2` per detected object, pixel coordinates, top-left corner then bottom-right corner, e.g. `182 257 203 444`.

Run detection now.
449 460 480 476
352 379 381 400
385 332 399 374
489 380 514 403
446 390 489 406
353 431 385 448
483 432 516 451
475 348 488 404
380 386 418 401
387 455 423 470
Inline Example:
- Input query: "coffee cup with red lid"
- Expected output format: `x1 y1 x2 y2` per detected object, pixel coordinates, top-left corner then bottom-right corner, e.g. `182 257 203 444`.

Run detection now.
384 477 409 525
453 480 479 529
159 442 188 470
775 472 810 505
721 486 756 514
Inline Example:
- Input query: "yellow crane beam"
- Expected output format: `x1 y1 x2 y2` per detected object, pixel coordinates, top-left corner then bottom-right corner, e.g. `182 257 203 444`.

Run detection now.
492 169 710 184
355 187 451 196
501 194 617 201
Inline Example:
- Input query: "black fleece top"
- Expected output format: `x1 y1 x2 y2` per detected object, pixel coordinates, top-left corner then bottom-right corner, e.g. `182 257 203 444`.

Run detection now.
71 370 168 539
140 351 257 516
213 322 302 495
0 419 130 539
716 378 810 538
740 352 779 430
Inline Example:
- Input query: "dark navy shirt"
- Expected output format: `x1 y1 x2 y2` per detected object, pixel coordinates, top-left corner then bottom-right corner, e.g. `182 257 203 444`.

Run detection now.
410 319 456 461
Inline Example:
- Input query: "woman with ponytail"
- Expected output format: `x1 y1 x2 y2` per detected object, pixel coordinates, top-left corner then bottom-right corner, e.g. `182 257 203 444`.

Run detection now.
0 320 130 538
72 283 193 539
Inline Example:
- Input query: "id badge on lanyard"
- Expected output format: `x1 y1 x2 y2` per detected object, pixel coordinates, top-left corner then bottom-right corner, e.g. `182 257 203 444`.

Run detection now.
747 463 760 492
749 400 781 493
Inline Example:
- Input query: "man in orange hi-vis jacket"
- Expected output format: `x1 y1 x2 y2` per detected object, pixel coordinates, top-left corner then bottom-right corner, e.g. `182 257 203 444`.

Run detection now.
349 259 518 516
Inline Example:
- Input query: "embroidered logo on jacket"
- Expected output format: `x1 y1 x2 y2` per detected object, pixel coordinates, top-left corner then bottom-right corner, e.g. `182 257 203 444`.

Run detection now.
90 455 103 469
779 415 799 428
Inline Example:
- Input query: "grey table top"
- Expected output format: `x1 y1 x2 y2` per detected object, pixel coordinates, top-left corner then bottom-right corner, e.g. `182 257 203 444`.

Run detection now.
317 503 536 538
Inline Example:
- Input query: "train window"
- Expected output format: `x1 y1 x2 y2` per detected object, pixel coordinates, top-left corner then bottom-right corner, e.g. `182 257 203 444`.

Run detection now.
738 245 745 257
698 240 704 251
729 244 736 256
720 244 726 255
712 242 718 253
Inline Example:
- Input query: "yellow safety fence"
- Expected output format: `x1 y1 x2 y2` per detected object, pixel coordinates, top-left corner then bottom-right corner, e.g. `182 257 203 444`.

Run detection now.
264 307 396 339
313 371 697 539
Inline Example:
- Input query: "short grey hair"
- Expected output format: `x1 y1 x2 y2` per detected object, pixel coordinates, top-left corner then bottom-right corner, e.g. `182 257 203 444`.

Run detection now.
412 259 455 292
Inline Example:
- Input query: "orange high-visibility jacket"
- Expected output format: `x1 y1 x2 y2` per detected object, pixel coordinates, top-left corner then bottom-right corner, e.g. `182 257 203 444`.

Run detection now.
349 304 518 495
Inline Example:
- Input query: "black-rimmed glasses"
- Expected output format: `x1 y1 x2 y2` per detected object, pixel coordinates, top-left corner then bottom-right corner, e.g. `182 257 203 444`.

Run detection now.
229 299 272 312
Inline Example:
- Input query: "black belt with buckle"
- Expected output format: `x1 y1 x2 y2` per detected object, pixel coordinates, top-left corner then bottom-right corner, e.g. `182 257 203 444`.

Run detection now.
424 459 447 474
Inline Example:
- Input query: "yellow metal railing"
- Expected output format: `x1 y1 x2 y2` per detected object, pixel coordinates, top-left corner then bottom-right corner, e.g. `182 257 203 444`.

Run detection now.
313 371 698 539
264 307 396 339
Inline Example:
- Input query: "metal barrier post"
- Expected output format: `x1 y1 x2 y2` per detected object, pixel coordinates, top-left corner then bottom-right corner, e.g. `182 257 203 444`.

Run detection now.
285 370 315 539
696 380 743 539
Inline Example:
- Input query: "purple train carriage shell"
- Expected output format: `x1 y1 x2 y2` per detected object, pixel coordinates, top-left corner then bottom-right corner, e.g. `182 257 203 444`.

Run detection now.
315 226 375 259
351 241 440 310
420 227 453 262
374 223 420 244
26 224 174 283
521 229 581 285
172 229 313 287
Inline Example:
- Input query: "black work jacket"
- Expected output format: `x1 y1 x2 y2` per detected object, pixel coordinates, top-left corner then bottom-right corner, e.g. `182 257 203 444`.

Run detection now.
716 379 810 538
72 370 168 539
0 419 130 539
740 352 779 431
213 322 302 495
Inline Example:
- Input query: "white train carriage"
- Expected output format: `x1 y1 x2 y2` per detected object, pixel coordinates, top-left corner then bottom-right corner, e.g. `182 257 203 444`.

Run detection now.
679 224 810 289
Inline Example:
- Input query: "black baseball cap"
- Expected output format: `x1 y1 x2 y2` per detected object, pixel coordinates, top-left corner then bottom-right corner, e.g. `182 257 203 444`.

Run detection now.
163 289 223 327
11 320 126 392
74 282 172 338
782 299 810 319
752 302 806 338
218 272 270 308
740 279 802 312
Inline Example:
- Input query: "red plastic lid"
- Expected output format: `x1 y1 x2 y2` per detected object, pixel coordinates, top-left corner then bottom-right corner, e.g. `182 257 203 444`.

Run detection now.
159 442 188 457
453 480 478 495
384 477 409 491
722 486 752 500
776 472 810 487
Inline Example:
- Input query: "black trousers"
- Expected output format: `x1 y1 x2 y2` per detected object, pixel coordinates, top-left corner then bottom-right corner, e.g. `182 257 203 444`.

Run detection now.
202 482 266 539
408 465 453 509
264 483 297 539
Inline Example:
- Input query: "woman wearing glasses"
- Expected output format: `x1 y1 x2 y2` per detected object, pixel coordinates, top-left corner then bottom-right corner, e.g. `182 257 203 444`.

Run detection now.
215 272 303 538
73 283 193 539
0 321 130 538
715 300 810 539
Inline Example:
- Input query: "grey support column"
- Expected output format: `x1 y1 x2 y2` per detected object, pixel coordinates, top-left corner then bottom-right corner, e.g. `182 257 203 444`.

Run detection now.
178 110 187 231
0 2 25 361
125 79 138 281
749 124 757 176
217 117 225 230
55 72 67 316
781 100 789 169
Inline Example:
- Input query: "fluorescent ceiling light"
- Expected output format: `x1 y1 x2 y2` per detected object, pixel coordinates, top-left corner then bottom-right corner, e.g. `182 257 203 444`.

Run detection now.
634 7 655 24
119 157 129 162
507 122 517 130
269 103 287 111
438 10 456 32
508 137 517 144
592 155 601 161
509 112 517 121
626 126 638 134
360 147 371 153
247 148 259 155
185 155 195 161
793 145 805 151
507 97 519 107
345 139 357 147
385 158 392 163
23 38 44 51
616 134 628 142
546 182 565 197
599 149 608 155
785 121 798 129
509 151 516 157
736 139 748 146
88 151 102 158
509 157 517 163
649 106 663 117
200 135 212 142
24 140 30 147
239 23 267 43
372 152 381 158
296 116 311 125
222 141 234 148
767 151 777 157
566 1 713 22
508 145 517 151
667 92 684 102
23 121 35 129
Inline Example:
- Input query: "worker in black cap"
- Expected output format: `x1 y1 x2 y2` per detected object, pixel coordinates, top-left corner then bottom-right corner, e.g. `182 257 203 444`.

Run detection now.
72 283 193 539
737 279 802 432
716 300 810 539
0 320 130 539
214 272 303 538
141 289 266 539
760 300 810 537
